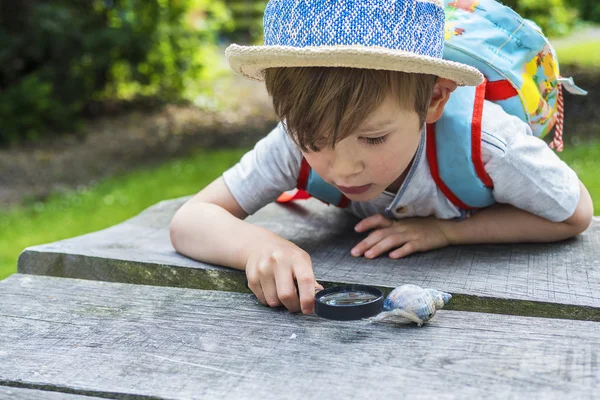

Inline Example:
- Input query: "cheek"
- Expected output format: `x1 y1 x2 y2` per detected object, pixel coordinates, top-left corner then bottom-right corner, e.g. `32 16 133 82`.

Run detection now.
302 153 328 175
368 152 404 175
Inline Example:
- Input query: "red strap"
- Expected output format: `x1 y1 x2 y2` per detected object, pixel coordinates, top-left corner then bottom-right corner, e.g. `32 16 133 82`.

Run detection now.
297 157 310 190
485 80 518 101
338 195 350 208
277 157 312 203
276 189 311 203
472 81 494 188
426 124 474 210
277 157 349 207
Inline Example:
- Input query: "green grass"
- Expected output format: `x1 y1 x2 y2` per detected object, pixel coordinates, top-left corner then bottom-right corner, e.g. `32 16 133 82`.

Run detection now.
556 40 600 68
1 141 599 281
0 149 247 280
559 140 600 213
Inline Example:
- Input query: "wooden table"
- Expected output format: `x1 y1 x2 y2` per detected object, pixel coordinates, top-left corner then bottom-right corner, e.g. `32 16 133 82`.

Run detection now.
2 198 599 399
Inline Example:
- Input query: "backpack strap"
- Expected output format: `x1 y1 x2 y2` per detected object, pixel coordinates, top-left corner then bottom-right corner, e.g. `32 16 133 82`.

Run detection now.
427 80 495 210
276 158 350 208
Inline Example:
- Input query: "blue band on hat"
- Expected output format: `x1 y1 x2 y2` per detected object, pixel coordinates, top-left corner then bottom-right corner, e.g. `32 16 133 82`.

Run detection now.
264 0 445 59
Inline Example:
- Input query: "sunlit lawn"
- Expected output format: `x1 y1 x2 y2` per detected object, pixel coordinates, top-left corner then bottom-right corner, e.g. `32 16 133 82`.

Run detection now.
559 139 600 213
1 138 600 281
0 149 247 280
556 39 600 69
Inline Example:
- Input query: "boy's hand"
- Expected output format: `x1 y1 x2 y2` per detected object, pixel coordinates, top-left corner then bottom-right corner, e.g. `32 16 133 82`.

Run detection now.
351 214 450 259
246 238 323 315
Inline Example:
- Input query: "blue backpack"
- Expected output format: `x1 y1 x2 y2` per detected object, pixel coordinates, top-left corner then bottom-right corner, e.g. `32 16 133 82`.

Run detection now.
277 0 587 211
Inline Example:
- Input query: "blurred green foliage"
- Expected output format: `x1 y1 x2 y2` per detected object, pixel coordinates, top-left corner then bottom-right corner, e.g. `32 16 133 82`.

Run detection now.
0 0 233 144
566 0 600 23
502 0 578 37
226 0 595 44
0 0 596 145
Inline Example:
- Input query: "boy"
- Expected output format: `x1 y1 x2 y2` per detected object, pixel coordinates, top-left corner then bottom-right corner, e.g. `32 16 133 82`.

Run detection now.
170 0 594 316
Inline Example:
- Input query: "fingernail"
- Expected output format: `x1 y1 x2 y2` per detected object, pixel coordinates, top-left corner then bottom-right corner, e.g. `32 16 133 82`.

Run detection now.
365 251 372 258
351 249 359 256
355 225 361 231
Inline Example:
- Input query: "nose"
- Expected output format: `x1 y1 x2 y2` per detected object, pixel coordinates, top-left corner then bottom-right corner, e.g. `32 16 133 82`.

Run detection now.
329 146 363 180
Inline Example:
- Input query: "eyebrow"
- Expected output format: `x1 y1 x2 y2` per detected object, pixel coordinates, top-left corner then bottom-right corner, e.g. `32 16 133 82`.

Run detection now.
358 120 395 132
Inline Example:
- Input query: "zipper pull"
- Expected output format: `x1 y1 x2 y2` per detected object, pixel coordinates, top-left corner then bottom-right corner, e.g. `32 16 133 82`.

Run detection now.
558 77 588 96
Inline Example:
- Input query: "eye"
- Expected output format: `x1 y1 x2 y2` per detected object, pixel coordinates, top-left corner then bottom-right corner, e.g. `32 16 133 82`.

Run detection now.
363 134 388 145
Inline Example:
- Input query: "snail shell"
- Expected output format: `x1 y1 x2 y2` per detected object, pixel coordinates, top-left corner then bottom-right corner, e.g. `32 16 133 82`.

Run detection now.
370 284 452 326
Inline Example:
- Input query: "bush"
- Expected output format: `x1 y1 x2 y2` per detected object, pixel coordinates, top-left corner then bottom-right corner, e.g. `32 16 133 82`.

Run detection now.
0 0 232 144
566 0 600 23
502 0 577 37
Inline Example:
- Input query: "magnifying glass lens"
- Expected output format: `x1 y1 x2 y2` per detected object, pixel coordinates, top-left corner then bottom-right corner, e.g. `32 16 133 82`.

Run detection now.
318 291 380 306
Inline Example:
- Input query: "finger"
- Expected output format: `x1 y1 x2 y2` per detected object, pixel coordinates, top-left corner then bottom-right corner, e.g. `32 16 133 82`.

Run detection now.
389 241 418 259
246 270 267 305
294 264 317 315
351 226 398 257
275 268 301 313
260 276 282 308
364 233 409 259
315 281 324 291
355 214 393 232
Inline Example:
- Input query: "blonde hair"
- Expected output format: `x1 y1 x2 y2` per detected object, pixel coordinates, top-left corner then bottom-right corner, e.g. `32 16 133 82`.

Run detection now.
265 67 437 152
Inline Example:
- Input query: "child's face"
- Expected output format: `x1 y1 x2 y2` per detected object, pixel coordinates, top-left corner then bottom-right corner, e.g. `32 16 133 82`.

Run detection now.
302 95 422 200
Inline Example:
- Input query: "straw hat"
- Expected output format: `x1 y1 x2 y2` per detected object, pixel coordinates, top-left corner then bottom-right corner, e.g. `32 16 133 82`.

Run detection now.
226 0 484 86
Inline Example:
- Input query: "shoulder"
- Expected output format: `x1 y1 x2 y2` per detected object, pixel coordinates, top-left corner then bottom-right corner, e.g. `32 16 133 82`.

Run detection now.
221 122 304 215
480 100 533 159
251 122 303 171
478 102 580 222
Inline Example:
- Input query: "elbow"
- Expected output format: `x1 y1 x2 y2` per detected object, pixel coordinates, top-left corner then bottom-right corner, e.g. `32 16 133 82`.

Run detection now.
169 208 187 254
569 213 593 237
564 190 594 236
566 208 593 237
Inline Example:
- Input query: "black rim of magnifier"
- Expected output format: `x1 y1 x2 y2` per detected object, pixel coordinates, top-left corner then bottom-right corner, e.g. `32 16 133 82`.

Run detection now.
314 285 384 321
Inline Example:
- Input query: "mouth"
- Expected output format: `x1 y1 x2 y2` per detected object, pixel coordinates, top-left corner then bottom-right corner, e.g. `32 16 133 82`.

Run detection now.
336 184 372 195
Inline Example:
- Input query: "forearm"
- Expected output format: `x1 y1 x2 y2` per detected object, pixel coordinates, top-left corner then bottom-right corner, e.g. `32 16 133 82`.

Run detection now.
441 182 594 245
170 202 281 270
439 205 574 245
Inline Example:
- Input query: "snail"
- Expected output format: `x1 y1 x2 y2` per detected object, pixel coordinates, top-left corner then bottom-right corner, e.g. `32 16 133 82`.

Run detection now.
370 284 452 326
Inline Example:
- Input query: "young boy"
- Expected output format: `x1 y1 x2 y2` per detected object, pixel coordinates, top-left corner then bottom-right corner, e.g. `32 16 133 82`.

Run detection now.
170 0 593 316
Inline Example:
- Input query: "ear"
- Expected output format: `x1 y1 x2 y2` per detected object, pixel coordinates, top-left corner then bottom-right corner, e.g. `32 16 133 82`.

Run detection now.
425 78 457 124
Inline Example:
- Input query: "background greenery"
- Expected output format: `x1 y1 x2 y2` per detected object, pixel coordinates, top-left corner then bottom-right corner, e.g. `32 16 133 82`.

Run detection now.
0 0 233 144
1 0 598 144
0 149 247 280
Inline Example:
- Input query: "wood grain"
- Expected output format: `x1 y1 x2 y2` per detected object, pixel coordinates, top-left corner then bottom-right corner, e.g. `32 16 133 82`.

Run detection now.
17 198 600 317
1 274 599 400
0 386 104 399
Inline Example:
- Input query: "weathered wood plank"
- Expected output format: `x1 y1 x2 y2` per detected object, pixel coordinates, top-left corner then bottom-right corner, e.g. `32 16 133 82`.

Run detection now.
1 274 598 400
18 198 600 319
0 386 104 399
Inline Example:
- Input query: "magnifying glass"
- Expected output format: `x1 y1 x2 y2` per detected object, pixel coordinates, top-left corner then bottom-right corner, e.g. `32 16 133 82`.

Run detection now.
314 285 384 320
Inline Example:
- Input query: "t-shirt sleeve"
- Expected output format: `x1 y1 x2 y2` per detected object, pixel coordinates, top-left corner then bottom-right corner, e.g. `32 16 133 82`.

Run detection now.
222 122 303 215
481 101 580 222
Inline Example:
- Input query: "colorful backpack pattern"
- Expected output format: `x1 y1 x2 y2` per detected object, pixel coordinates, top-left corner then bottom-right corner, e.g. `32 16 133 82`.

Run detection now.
444 0 585 150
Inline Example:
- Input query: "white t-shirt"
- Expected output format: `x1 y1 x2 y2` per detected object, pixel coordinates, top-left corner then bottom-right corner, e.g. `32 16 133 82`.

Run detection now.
222 101 580 223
